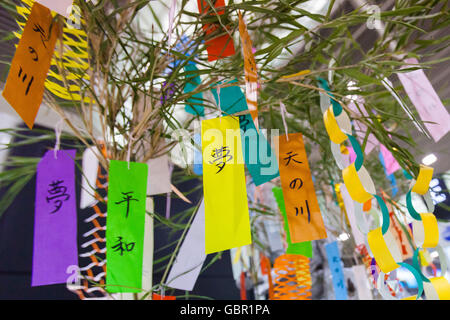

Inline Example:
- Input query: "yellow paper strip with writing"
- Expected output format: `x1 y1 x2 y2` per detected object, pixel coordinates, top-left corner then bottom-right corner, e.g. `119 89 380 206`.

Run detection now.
202 116 252 254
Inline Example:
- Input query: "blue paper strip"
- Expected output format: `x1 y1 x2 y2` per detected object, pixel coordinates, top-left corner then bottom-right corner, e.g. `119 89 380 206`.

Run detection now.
325 241 348 300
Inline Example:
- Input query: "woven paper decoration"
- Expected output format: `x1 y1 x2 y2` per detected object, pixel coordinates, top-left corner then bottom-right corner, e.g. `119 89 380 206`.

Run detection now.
272 254 312 300
67 146 108 299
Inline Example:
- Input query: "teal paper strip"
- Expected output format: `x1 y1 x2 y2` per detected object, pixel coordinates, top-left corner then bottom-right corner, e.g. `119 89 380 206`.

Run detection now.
184 63 204 116
406 190 422 221
373 194 390 235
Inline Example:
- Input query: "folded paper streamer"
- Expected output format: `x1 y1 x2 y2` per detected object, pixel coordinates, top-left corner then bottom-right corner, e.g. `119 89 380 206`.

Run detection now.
140 198 154 300
238 11 258 116
325 241 348 300
272 187 313 257
184 63 204 116
397 58 450 142
197 0 235 61
272 254 312 300
80 147 100 209
37 0 73 18
106 160 148 293
146 154 172 195
166 200 206 291
202 116 251 254
352 265 373 300
276 133 327 243
3 2 61 129
32 149 78 286
211 81 279 185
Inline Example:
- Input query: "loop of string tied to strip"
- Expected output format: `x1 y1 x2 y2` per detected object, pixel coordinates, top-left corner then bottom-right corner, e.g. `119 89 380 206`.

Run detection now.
53 118 64 159
126 134 137 170
280 101 289 141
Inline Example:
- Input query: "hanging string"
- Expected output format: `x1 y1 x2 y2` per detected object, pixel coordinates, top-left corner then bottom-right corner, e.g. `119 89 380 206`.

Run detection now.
165 162 175 219
126 134 135 170
54 118 64 159
279 101 289 141
167 0 177 46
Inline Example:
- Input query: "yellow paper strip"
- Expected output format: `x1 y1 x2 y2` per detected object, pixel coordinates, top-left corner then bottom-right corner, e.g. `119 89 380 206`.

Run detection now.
413 212 439 248
202 116 251 254
367 227 401 273
412 165 434 195
323 106 348 144
342 164 374 203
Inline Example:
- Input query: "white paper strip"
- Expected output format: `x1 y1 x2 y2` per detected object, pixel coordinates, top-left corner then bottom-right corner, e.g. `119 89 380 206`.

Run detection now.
147 154 172 195
37 0 74 18
166 200 206 291
80 147 100 209
352 265 373 300
340 184 366 246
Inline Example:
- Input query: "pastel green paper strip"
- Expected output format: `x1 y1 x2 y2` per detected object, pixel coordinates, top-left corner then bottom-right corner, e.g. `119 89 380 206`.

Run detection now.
272 187 313 257
106 160 148 293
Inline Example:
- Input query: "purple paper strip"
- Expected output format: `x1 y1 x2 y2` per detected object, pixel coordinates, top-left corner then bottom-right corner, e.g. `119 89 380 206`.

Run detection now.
32 149 78 286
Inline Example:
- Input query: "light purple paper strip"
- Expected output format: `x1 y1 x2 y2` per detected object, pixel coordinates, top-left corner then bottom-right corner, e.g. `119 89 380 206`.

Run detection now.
347 97 379 155
397 58 450 142
32 149 78 286
36 0 74 18
380 143 400 175
166 199 206 291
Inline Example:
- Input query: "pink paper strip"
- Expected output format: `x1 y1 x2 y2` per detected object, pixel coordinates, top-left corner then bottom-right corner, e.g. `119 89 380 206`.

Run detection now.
397 58 450 142
380 143 400 175
32 149 78 286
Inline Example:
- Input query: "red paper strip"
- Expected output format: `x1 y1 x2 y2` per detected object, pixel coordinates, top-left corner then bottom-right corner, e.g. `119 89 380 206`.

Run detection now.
197 0 235 61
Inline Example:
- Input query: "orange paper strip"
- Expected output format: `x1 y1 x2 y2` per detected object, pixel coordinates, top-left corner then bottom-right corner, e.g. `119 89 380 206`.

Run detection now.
238 11 258 116
2 2 61 129
276 133 327 243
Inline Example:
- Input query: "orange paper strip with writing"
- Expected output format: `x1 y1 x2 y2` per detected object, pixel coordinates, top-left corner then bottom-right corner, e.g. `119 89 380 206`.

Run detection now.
238 11 258 118
2 2 61 129
276 133 327 243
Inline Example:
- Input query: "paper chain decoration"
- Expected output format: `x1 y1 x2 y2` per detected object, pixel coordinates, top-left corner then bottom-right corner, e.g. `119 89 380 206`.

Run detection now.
271 254 312 300
318 78 450 300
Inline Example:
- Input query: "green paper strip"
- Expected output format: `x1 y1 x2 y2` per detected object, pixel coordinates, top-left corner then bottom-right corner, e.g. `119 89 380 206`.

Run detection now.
373 194 390 235
272 187 313 257
406 190 422 221
398 262 424 300
106 160 148 293
347 134 363 171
